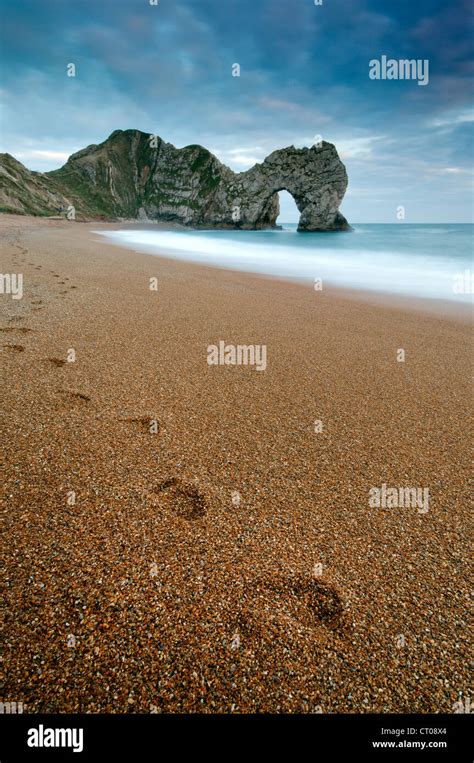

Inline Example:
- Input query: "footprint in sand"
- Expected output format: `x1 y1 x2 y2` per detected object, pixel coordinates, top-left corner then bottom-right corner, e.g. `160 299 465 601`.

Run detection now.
0 327 33 334
152 477 207 521
237 574 345 641
57 389 91 403
118 414 160 433
2 343 25 353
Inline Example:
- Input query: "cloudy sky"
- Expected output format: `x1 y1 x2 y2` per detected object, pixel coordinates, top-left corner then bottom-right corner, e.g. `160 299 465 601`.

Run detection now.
0 0 472 221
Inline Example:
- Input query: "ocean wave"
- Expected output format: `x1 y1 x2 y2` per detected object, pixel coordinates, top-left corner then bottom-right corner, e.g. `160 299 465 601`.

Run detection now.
94 228 473 303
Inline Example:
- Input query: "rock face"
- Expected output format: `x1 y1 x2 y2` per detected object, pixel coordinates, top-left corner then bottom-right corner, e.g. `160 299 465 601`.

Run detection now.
0 153 71 217
0 129 350 231
229 143 350 231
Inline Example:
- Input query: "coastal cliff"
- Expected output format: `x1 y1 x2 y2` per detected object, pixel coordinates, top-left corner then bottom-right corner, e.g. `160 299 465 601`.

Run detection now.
0 129 350 231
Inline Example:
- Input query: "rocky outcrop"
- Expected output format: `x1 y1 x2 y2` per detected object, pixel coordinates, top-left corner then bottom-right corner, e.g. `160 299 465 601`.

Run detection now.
226 143 350 231
0 130 350 231
0 153 71 217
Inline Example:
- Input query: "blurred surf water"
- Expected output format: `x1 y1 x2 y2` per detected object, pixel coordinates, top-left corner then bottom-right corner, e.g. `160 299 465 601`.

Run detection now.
95 223 473 303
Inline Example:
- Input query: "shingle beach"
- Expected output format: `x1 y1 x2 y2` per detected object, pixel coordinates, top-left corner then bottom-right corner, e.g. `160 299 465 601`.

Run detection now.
1 215 471 713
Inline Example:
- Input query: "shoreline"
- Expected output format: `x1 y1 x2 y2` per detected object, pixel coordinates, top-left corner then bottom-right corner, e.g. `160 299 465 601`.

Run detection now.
89 220 472 324
1 213 471 713
11 214 465 322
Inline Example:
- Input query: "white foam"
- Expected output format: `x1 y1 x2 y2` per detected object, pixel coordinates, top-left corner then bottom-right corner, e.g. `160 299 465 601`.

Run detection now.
93 228 473 303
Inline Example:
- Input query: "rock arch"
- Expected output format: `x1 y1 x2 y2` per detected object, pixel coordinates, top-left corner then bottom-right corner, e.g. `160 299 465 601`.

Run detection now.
231 143 350 231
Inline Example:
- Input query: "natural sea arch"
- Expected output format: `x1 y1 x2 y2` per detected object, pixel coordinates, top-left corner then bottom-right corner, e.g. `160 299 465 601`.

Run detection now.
235 143 351 231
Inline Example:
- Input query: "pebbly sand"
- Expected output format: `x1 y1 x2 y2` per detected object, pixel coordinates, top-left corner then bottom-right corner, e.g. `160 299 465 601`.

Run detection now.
0 214 471 713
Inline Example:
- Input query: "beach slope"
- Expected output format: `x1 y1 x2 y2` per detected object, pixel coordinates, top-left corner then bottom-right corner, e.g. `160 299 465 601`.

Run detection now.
1 215 471 713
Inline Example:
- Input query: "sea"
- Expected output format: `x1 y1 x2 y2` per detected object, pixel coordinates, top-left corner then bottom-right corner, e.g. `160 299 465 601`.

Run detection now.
94 223 474 303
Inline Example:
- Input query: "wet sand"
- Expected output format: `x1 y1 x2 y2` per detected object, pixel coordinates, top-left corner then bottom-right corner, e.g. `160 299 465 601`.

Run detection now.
1 214 471 713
